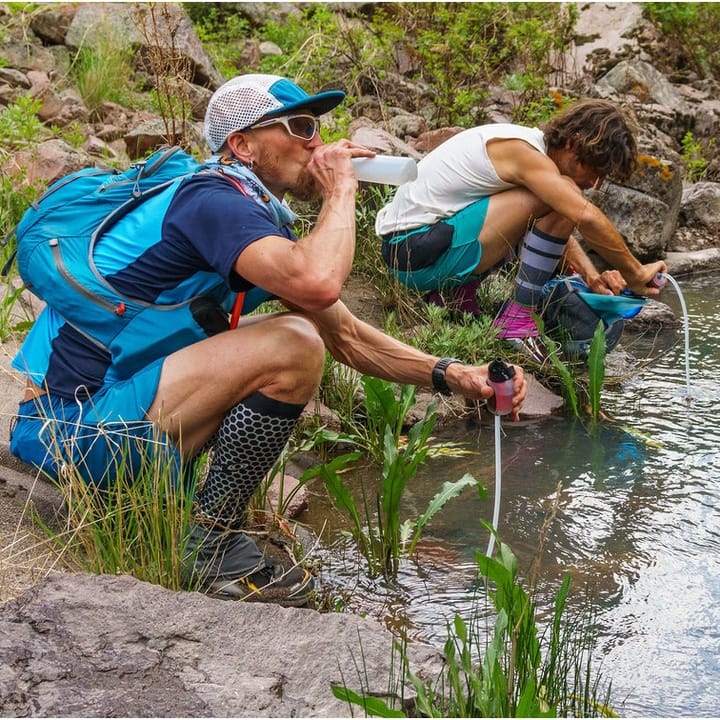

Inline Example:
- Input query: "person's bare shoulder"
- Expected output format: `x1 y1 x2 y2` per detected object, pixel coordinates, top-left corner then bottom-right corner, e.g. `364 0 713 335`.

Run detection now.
486 137 551 186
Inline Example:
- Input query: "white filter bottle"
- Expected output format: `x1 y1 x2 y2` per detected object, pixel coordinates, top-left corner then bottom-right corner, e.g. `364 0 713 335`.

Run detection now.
351 156 418 185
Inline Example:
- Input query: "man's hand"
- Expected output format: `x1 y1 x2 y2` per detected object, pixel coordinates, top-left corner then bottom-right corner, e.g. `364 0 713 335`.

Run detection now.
625 260 668 297
586 269 626 295
445 361 527 421
306 140 374 197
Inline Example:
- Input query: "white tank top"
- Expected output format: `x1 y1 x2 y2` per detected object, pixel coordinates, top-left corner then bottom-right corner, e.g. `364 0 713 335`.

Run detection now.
375 124 546 236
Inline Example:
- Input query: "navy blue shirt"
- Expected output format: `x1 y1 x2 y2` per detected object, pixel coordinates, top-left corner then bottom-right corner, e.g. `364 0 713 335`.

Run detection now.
14 174 296 397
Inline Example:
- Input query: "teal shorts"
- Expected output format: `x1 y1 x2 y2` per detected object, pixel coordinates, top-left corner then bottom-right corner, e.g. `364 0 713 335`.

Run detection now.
381 197 490 292
9 357 181 489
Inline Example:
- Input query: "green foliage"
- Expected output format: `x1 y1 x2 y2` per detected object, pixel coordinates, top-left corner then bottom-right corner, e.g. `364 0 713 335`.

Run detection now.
185 3 250 79
0 166 39 236
54 120 86 149
34 433 198 591
334 542 615 717
306 375 476 580
401 303 503 366
371 3 577 125
0 95 44 146
69 31 136 118
187 2 576 128
680 130 714 182
644 3 720 78
537 314 580 417
0 276 34 340
587 322 607 421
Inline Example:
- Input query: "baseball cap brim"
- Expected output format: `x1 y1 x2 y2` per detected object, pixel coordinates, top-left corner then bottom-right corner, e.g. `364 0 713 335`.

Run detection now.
261 77 346 118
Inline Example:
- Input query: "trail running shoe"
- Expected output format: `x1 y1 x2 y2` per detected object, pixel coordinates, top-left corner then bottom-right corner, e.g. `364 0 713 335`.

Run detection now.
204 562 315 607
493 299 539 339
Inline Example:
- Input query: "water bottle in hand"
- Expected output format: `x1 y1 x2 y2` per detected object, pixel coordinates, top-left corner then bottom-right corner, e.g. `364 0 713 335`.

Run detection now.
351 156 418 185
487 358 516 416
648 272 667 289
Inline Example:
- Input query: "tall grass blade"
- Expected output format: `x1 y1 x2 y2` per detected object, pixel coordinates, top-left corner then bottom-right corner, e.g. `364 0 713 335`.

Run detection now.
587 321 607 420
406 474 478 554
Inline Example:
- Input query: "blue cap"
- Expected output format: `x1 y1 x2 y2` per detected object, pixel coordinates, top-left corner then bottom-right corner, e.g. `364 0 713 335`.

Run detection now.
204 74 346 151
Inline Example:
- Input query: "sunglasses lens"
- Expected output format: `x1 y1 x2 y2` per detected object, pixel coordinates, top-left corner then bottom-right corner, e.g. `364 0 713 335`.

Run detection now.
288 116 317 139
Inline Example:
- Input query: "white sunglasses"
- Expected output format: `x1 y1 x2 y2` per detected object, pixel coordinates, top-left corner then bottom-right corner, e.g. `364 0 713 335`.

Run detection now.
249 113 320 141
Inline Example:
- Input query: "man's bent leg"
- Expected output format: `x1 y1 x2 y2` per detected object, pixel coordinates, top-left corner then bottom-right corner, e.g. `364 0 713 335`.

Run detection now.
494 226 567 340
187 391 304 580
155 316 325 603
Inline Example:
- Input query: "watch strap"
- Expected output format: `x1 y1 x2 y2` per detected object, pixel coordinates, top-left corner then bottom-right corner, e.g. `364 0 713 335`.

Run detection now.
431 357 462 396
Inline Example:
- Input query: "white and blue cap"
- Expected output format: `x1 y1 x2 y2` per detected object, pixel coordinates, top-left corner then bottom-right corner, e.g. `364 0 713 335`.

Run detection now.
204 73 346 152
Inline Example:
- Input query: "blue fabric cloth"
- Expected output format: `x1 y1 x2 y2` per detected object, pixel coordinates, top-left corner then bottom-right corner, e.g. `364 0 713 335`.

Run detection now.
205 156 298 229
11 162 297 485
12 173 292 398
9 358 176 488
578 291 646 324
385 196 490 292
543 274 646 325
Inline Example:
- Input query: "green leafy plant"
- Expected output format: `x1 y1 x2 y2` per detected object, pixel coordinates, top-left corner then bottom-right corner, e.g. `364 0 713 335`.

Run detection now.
535 314 580 417
69 27 136 119
587 322 607 421
0 96 44 146
644 3 720 79
135 3 196 148
402 303 503 367
334 539 615 717
307 375 478 579
680 130 713 182
33 430 199 591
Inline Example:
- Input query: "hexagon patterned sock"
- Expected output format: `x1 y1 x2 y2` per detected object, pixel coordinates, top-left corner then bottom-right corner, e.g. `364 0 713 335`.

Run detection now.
195 392 305 529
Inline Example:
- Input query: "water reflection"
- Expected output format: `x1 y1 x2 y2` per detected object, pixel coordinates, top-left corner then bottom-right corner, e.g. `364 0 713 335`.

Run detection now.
308 273 720 717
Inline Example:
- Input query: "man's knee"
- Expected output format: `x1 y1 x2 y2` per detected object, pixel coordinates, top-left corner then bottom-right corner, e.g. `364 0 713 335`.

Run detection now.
267 314 326 380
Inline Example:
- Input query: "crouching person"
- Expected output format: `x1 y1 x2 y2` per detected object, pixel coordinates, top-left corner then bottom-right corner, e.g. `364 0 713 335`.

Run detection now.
9 74 526 606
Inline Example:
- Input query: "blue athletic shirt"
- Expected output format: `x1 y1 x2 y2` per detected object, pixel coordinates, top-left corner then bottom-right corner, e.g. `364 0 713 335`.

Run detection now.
12 174 296 399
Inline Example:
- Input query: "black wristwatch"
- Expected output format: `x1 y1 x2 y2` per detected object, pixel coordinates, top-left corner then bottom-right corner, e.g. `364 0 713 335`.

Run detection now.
431 357 463 396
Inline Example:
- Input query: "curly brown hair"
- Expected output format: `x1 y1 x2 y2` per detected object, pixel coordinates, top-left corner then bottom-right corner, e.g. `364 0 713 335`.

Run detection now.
543 99 637 182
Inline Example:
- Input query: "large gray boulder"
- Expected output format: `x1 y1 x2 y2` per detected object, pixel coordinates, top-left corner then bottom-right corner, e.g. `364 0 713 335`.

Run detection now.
64 3 224 89
0 573 444 717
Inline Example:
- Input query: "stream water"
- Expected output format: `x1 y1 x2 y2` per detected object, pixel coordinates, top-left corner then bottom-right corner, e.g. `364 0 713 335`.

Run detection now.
306 272 720 717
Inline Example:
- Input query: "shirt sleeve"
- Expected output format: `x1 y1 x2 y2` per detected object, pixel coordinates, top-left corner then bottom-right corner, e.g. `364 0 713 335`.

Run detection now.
163 174 295 289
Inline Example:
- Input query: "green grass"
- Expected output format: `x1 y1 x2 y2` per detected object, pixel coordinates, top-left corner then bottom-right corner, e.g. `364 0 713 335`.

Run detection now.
305 375 479 580
32 428 198 591
333 540 616 717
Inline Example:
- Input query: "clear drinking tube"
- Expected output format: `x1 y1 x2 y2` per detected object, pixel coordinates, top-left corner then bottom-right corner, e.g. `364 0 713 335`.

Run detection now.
486 358 516 557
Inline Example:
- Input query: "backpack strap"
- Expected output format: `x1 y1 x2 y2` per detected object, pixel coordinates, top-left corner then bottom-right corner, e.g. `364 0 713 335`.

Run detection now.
216 172 251 330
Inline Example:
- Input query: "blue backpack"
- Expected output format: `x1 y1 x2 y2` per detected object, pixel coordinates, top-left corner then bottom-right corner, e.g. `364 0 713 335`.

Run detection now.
542 274 646 359
6 146 262 379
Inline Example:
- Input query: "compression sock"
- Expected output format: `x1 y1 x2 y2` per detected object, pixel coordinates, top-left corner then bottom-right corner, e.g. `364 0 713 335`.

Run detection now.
188 392 304 580
494 228 566 339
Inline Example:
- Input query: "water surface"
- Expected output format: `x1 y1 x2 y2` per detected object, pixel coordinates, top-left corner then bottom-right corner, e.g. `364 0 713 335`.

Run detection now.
307 273 720 717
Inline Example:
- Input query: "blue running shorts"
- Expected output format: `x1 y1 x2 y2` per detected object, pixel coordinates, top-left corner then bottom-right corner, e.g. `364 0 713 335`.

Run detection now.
383 197 490 292
9 357 181 488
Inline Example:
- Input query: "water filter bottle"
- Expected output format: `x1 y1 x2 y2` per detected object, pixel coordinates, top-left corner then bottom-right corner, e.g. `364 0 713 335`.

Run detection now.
487 358 516 416
648 272 667 289
351 156 418 185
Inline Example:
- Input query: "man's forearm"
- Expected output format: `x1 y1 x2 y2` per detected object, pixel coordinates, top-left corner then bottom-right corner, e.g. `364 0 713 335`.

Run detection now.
563 236 601 285
578 208 643 283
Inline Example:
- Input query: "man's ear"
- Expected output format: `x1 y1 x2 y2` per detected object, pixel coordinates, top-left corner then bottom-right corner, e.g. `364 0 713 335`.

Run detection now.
226 132 253 165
